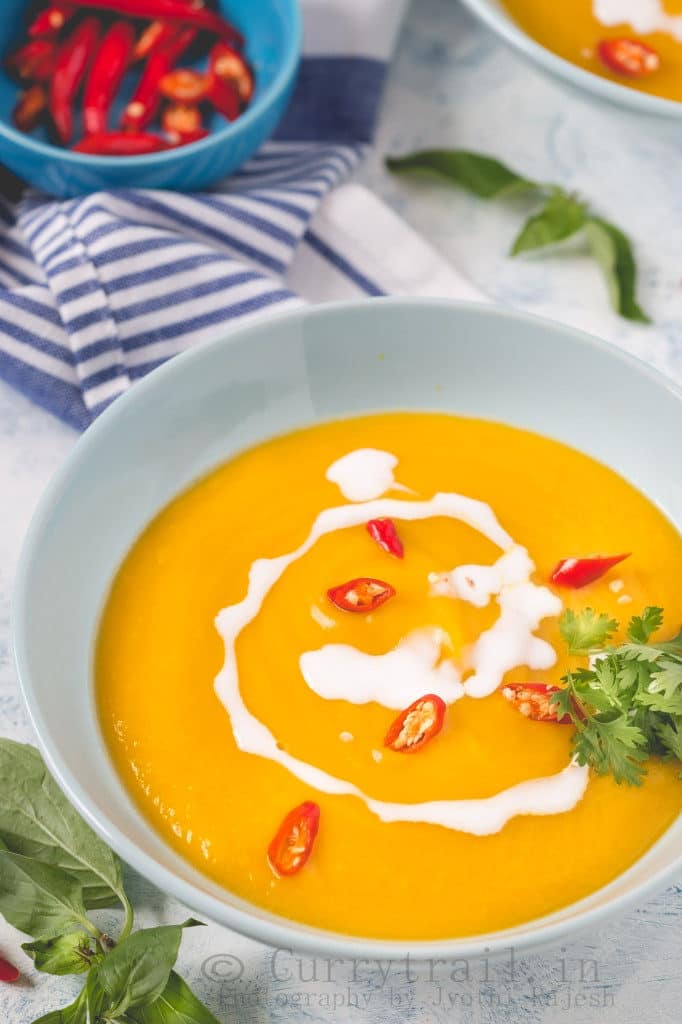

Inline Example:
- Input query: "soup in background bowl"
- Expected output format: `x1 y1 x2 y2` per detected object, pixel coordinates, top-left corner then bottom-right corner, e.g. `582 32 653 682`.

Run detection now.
13 300 682 958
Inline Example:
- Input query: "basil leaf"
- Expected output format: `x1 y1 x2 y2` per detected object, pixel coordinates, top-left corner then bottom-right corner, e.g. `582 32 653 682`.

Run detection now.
386 149 538 199
0 741 125 910
127 971 221 1024
585 216 651 323
94 921 203 1017
0 850 91 939
23 930 93 975
31 989 87 1024
511 192 587 256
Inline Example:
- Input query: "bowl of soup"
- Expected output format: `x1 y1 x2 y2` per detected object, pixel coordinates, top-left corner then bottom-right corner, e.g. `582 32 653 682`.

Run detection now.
13 299 682 958
459 0 682 117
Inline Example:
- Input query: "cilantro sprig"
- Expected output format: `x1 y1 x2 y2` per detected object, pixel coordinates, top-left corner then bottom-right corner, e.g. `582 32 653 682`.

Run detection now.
0 740 220 1024
551 607 682 785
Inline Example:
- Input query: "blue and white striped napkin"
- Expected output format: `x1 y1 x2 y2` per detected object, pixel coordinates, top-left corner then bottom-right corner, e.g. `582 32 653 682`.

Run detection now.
0 0 478 431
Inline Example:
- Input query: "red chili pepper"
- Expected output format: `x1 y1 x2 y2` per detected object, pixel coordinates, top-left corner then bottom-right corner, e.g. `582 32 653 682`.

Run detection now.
385 694 446 753
0 955 20 983
13 84 48 132
327 577 395 613
550 553 630 589
134 19 176 61
267 801 320 878
28 3 74 37
66 0 244 48
159 68 210 102
162 101 203 140
73 131 169 154
5 39 55 81
501 683 574 724
206 71 240 121
210 41 254 104
167 127 209 146
50 16 100 143
121 26 196 131
597 38 660 78
366 518 404 559
83 20 136 135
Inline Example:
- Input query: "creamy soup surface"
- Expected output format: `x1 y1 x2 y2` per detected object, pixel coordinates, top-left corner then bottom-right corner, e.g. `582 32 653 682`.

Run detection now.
97 413 682 939
502 0 682 102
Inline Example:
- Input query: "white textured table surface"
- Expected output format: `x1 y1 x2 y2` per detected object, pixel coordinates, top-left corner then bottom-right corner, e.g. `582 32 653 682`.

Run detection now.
2 1 682 1021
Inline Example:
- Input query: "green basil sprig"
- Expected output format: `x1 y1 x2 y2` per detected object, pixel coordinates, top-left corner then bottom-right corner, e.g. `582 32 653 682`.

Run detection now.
386 149 650 323
0 740 220 1024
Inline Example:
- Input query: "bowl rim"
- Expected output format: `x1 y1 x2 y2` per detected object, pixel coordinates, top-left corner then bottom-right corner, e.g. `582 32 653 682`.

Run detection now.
0 0 302 167
458 0 682 119
12 297 682 960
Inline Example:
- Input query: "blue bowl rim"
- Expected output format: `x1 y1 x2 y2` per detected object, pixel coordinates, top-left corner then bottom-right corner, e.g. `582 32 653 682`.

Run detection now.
459 0 682 119
12 296 682 960
0 0 302 167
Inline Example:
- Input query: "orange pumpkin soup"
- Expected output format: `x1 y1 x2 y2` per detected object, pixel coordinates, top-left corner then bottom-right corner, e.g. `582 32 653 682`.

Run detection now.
96 413 682 939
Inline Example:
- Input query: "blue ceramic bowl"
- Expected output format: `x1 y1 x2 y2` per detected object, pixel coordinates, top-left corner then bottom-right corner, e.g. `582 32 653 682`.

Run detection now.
460 0 682 118
0 0 301 196
13 299 682 959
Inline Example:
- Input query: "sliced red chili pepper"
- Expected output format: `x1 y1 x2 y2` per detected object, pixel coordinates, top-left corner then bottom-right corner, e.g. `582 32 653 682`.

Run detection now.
83 20 136 136
267 801 320 878
550 553 630 589
162 101 203 138
50 16 100 144
597 38 660 78
366 518 404 559
210 41 254 104
167 127 209 146
159 68 210 103
67 0 244 48
121 27 196 131
501 683 573 724
5 39 55 81
385 694 446 753
327 577 395 613
0 955 20 983
28 3 74 37
207 72 240 121
73 131 169 154
13 84 48 132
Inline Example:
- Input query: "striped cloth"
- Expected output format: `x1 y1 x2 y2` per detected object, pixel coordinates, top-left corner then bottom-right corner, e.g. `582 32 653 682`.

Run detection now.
0 0 408 430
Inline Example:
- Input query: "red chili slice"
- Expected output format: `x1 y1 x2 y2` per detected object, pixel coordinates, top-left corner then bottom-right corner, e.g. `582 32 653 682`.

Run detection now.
267 801 320 877
0 955 19 983
210 41 254 104
327 577 395 613
158 67 211 103
162 102 203 140
550 553 630 588
597 38 660 78
366 518 404 559
28 3 74 38
501 683 573 724
207 72 240 120
5 39 55 81
13 84 48 133
385 694 446 753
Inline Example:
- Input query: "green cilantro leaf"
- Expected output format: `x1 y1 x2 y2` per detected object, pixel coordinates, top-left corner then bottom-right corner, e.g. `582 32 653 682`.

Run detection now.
627 607 664 644
559 608 618 654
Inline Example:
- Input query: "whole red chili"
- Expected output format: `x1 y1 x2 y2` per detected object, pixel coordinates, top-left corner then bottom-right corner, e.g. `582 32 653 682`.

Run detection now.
0 955 20 983
550 553 630 589
50 16 100 143
210 41 254 104
384 694 446 753
73 131 169 154
134 19 177 61
83 20 136 136
501 683 574 724
13 84 48 132
66 0 244 47
267 801 320 877
327 577 395 613
207 72 240 120
121 26 196 131
366 518 404 559
5 39 55 81
28 3 74 37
